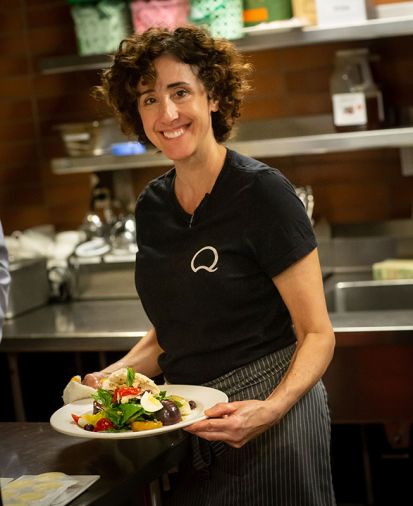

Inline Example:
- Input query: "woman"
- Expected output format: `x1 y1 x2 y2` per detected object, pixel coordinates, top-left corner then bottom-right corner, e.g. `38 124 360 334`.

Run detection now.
84 25 336 505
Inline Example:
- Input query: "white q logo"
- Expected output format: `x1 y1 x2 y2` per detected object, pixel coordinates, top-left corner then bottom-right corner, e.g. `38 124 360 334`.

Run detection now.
191 246 219 273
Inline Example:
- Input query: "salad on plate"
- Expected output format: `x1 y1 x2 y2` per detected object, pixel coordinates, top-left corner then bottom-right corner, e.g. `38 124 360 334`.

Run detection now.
71 367 196 433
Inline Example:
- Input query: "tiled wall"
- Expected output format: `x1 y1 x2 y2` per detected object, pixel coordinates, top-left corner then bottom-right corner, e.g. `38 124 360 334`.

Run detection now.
1 0 413 234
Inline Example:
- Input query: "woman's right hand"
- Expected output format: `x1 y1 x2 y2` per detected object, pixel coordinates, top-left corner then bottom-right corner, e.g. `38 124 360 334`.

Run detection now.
82 371 107 389
81 327 162 389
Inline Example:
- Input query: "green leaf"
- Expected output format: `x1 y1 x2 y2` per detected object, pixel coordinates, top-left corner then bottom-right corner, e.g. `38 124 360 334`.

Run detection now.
126 367 135 387
103 406 124 427
92 388 112 408
118 403 145 425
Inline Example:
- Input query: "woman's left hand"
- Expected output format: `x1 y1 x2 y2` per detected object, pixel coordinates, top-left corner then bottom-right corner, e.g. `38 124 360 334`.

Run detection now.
184 400 280 448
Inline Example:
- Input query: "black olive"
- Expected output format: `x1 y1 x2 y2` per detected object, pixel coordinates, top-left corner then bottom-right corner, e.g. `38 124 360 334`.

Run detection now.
156 400 182 426
189 400 197 410
84 424 94 431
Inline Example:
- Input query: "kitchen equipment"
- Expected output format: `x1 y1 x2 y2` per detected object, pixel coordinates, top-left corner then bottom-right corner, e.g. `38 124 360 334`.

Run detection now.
74 238 111 258
69 255 137 300
318 236 397 275
110 215 138 255
330 48 384 132
56 118 122 157
295 185 314 223
81 186 115 239
5 258 50 319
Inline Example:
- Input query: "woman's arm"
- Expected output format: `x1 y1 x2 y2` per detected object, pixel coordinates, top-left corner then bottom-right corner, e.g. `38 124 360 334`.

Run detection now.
266 247 335 414
83 327 163 387
185 248 335 447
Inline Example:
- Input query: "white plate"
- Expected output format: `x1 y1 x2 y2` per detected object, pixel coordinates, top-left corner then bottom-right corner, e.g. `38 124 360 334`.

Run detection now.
50 385 228 439
74 238 110 258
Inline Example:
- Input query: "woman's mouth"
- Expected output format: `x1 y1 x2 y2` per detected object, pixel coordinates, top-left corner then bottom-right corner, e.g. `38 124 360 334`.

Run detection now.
162 127 185 139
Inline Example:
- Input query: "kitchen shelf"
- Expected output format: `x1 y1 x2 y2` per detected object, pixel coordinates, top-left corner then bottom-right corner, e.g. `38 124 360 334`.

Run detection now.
41 54 112 74
51 116 413 174
40 14 413 74
52 150 172 174
236 15 413 51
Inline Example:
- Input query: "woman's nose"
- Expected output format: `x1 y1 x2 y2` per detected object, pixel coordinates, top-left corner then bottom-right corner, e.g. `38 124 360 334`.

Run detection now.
160 98 178 121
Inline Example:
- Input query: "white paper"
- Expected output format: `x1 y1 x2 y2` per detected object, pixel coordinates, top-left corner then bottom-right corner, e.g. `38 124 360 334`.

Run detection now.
316 0 369 26
53 475 100 506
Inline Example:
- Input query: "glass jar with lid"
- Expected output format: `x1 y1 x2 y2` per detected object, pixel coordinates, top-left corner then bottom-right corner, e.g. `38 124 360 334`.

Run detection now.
330 48 384 132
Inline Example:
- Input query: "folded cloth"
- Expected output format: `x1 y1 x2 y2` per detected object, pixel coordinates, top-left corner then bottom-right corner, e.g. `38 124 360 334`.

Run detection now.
62 375 96 404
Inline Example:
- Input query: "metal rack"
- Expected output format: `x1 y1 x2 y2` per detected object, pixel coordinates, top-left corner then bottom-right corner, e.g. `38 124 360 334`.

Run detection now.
51 116 413 174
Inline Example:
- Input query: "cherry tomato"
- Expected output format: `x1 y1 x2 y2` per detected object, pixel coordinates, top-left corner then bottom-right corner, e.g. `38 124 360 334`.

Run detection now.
94 418 114 432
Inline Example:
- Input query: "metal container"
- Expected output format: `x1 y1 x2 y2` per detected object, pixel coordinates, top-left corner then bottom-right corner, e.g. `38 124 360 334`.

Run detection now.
6 258 50 319
55 118 123 157
318 236 397 272
69 256 137 300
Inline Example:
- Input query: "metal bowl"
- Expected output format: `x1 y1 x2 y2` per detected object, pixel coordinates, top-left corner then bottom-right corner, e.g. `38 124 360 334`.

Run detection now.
55 118 120 157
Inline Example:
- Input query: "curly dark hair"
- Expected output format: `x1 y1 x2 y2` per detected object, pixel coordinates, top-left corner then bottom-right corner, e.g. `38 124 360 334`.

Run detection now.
94 25 252 145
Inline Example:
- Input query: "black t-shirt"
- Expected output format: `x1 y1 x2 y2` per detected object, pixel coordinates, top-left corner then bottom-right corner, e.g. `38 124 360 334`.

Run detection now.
135 149 316 384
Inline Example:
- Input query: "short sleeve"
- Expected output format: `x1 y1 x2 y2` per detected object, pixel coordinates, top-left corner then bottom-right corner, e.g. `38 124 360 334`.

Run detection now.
245 169 317 278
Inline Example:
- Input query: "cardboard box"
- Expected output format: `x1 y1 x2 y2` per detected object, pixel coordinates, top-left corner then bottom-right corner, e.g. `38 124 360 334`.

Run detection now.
292 0 318 25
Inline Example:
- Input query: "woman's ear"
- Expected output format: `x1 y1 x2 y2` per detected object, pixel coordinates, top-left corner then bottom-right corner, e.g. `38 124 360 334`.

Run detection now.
210 97 219 112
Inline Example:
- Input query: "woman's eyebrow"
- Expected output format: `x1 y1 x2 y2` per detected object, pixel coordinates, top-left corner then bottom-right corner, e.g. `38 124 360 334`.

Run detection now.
138 81 191 97
166 81 190 89
138 88 155 98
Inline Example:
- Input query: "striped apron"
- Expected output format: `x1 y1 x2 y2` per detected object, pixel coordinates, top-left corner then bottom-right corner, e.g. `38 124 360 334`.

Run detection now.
163 344 336 506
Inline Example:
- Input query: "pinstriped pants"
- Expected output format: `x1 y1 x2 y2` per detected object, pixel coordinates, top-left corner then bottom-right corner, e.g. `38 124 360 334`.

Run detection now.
163 344 336 506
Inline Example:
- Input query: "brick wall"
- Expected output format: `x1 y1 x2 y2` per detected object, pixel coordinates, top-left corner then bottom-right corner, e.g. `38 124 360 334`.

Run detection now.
1 0 413 234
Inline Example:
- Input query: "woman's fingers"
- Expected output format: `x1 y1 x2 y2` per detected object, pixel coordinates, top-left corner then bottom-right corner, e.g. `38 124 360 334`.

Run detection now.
82 372 105 388
204 402 237 417
185 400 277 448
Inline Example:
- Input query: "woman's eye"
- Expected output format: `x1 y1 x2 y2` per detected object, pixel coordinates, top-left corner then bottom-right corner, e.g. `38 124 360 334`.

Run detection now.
143 96 156 106
175 89 189 99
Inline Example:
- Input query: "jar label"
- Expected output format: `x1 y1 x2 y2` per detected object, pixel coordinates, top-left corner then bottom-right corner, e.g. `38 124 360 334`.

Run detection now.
332 92 367 126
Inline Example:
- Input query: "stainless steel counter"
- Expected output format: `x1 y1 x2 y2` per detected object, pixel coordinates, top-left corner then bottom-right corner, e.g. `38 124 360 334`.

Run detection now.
1 299 412 352
332 310 413 334
1 300 151 352
2 297 413 356
1 300 412 426
2 297 413 359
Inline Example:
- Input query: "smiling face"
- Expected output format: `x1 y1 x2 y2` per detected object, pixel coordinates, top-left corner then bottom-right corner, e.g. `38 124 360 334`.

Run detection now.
137 54 219 163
